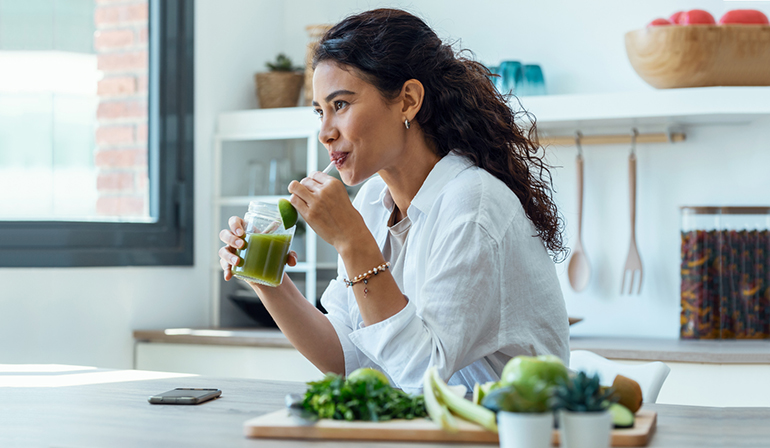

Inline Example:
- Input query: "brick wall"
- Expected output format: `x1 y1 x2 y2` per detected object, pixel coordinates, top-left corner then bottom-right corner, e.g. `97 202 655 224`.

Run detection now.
94 0 149 218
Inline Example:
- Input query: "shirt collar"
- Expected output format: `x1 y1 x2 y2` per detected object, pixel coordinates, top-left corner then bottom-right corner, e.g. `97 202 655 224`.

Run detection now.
369 151 473 216
410 151 473 216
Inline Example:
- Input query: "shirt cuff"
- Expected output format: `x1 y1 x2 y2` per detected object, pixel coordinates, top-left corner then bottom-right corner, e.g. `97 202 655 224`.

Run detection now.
325 314 362 376
347 297 421 380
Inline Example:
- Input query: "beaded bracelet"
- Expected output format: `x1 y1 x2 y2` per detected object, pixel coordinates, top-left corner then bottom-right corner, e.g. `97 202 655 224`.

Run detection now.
343 262 391 288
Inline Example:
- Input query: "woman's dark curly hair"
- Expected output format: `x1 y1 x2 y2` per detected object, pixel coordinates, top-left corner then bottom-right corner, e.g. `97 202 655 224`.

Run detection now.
313 8 566 261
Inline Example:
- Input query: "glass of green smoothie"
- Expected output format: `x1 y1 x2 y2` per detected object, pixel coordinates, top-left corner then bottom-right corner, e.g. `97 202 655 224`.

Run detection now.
232 201 295 287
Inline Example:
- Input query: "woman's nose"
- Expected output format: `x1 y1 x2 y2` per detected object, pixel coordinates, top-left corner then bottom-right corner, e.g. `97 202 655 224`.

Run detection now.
318 118 338 146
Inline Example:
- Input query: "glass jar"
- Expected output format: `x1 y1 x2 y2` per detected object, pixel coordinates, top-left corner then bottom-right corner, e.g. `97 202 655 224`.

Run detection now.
232 201 296 287
680 206 770 339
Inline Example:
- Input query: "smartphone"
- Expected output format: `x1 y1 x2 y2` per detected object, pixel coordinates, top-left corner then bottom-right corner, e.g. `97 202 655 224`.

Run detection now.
148 388 222 405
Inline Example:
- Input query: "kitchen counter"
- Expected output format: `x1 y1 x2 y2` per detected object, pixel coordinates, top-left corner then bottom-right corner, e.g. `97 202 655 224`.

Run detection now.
1 364 768 447
569 336 770 364
134 328 295 349
134 328 770 364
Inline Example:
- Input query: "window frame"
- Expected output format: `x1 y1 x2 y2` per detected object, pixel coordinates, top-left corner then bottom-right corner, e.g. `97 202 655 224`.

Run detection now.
0 0 194 267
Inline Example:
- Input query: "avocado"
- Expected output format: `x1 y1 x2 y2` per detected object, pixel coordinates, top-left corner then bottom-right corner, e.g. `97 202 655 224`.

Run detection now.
609 403 635 428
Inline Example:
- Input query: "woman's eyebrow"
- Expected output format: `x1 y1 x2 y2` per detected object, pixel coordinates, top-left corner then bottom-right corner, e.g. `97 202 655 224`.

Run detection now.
312 89 356 107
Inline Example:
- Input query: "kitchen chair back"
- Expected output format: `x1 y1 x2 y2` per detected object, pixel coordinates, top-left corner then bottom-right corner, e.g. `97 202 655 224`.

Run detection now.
568 349 670 403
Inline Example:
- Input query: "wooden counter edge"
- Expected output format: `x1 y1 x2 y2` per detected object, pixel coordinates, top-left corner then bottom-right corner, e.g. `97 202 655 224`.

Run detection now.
132 329 295 349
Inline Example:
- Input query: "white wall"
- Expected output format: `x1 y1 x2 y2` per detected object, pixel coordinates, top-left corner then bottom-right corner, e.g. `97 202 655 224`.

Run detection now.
279 0 770 95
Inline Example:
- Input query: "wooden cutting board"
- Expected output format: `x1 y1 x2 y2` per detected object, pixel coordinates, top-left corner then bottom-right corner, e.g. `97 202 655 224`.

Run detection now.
244 409 656 446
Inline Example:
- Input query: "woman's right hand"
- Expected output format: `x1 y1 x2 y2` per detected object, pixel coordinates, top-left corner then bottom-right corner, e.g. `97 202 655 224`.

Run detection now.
218 216 298 281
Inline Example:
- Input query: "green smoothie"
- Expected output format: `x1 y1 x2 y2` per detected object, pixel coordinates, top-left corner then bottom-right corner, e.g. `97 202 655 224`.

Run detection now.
232 232 293 286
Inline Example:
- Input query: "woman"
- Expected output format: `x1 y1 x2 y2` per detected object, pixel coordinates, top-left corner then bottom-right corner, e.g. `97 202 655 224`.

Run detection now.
219 8 569 394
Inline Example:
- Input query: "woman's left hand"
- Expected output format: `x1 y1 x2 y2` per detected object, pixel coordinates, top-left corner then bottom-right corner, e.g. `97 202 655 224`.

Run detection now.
288 172 367 250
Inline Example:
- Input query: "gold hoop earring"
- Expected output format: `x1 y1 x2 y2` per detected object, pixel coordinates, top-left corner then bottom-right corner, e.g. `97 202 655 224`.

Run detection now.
404 119 410 129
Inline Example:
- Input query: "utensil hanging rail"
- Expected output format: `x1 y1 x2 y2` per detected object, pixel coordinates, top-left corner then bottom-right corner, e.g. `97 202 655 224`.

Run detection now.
539 131 685 146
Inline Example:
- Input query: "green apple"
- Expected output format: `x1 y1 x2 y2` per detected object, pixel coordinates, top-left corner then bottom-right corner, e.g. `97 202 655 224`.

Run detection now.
346 367 390 385
500 355 568 390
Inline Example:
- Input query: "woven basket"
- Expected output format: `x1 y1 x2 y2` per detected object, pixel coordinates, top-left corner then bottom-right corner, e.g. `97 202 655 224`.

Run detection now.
304 24 333 106
254 72 304 108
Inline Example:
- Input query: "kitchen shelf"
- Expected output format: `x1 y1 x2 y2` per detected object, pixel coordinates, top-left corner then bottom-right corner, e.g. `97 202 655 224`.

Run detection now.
285 262 312 273
217 195 291 207
217 87 770 138
212 107 326 328
210 261 328 274
517 86 770 133
217 107 320 138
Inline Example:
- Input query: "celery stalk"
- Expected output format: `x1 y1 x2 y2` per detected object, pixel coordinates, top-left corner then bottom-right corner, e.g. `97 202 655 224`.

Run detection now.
423 367 459 432
430 368 498 433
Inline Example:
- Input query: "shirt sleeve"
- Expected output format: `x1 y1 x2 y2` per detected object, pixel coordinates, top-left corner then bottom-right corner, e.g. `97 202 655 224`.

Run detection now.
346 220 501 392
319 177 394 379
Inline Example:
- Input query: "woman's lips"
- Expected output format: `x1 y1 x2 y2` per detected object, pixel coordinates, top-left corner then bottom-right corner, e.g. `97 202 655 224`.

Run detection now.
330 151 348 168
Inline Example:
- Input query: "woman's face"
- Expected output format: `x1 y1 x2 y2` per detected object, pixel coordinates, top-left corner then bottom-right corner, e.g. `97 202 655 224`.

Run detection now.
312 61 406 186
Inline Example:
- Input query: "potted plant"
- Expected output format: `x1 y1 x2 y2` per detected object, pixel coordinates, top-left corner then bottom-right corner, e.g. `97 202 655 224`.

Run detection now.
481 380 554 448
254 53 304 109
551 371 616 448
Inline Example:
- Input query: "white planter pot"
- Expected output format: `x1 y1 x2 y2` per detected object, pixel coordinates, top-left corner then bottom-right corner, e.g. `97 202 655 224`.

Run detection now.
497 411 553 448
557 410 612 448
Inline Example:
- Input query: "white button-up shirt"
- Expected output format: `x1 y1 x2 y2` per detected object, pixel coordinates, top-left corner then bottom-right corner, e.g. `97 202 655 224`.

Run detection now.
320 152 569 394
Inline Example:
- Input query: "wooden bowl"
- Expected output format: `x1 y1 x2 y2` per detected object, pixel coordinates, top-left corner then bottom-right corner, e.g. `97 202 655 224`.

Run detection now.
625 25 770 89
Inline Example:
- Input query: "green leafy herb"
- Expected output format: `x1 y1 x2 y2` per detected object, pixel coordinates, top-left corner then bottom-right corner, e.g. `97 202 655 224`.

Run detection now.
301 373 427 422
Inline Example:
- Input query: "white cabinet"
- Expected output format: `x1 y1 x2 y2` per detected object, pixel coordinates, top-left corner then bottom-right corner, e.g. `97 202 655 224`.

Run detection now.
135 342 322 383
212 107 337 327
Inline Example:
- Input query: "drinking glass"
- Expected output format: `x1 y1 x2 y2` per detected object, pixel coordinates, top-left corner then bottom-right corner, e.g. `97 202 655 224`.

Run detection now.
518 64 547 96
247 161 268 196
486 65 503 92
499 60 523 95
232 201 295 287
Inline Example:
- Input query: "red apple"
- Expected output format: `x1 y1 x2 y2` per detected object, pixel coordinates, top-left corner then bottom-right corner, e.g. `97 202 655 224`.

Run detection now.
679 9 716 25
669 11 684 24
648 18 673 27
719 9 769 25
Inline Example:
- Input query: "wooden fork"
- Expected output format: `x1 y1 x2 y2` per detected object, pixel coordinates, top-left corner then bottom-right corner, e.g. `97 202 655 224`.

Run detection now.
621 132 643 295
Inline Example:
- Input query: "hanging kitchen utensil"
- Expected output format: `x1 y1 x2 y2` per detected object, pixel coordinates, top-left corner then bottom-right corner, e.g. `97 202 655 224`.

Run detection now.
621 129 643 295
568 131 591 292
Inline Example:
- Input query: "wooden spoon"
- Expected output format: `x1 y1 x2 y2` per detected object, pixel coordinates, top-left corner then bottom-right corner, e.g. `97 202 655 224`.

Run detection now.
568 137 591 292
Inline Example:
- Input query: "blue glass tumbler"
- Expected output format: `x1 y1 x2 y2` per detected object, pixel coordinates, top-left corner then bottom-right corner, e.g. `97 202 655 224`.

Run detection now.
518 64 547 96
485 65 503 92
498 60 522 95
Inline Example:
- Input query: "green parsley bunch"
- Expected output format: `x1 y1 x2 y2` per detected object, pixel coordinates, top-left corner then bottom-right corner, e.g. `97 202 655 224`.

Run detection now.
302 373 427 421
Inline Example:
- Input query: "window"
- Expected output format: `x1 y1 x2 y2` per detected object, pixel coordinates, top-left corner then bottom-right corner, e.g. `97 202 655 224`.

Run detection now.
0 0 193 267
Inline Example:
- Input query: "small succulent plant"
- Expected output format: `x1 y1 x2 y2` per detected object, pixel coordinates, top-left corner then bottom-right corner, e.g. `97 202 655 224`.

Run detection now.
266 53 302 72
481 380 552 413
551 371 616 412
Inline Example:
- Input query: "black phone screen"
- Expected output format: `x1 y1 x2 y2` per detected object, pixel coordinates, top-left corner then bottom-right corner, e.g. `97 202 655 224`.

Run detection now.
148 388 221 405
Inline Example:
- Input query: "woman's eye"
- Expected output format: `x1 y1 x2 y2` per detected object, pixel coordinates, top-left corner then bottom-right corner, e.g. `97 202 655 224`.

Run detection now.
334 100 347 111
314 109 323 119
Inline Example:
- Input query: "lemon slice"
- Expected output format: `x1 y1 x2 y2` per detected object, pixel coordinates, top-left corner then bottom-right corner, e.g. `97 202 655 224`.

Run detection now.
278 199 298 229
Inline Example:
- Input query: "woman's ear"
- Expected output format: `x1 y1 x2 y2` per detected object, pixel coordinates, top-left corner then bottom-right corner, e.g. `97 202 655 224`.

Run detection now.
400 79 425 121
